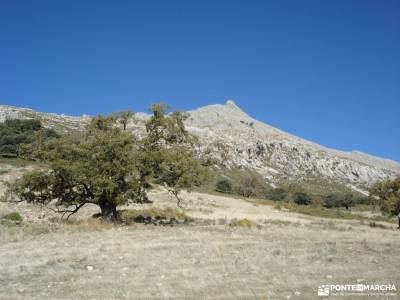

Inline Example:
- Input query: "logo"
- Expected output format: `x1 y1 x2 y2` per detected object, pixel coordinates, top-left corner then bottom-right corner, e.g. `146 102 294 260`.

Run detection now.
318 285 330 296
317 283 397 297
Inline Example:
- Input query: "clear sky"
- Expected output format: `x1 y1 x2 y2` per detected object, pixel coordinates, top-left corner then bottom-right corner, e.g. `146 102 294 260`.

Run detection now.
0 0 399 161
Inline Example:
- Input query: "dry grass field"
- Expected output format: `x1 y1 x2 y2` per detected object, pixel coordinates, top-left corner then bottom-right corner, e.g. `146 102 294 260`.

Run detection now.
0 166 399 299
1 217 399 299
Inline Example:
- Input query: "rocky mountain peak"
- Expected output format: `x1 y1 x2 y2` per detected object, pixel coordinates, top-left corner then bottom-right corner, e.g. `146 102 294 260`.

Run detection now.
0 103 399 195
225 99 239 108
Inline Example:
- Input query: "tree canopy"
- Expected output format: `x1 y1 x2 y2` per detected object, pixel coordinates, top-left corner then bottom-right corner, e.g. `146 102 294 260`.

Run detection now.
369 176 400 216
6 105 207 221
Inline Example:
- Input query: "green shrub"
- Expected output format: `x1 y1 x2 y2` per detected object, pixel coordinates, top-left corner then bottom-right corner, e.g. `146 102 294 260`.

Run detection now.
340 194 355 210
323 194 339 208
292 192 312 205
354 195 371 205
323 194 355 209
265 188 288 201
208 168 268 198
215 178 232 193
0 119 59 158
2 212 22 222
369 176 400 216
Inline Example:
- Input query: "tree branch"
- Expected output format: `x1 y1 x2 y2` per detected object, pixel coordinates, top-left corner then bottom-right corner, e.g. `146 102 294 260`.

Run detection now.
164 185 183 208
46 202 87 220
66 203 86 220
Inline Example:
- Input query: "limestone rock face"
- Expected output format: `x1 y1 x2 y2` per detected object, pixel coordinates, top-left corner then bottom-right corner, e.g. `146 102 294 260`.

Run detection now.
1 101 398 194
184 101 399 194
0 105 88 133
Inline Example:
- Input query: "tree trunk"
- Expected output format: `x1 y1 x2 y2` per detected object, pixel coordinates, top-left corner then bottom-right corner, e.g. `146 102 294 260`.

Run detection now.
173 191 184 209
99 202 118 221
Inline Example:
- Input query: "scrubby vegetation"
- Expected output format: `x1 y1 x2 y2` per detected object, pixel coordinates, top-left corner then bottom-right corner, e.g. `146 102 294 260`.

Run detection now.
292 192 312 205
208 168 387 223
236 173 265 197
211 168 374 210
323 193 355 209
5 104 207 221
120 208 191 225
0 119 59 158
1 113 393 227
215 178 233 193
265 188 287 201
369 176 400 219
213 169 267 198
1 212 22 222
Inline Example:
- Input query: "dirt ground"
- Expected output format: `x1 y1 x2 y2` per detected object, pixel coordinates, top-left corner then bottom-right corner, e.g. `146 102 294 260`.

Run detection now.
0 167 399 299
1 219 399 300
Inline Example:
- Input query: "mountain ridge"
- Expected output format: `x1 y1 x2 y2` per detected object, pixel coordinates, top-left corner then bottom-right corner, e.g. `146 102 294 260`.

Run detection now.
186 101 399 169
1 102 398 195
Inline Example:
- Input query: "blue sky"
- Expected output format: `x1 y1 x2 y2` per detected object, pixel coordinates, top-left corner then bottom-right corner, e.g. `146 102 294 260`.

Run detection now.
0 0 399 161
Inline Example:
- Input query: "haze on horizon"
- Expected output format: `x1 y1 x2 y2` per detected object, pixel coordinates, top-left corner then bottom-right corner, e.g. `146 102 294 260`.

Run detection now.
0 0 399 161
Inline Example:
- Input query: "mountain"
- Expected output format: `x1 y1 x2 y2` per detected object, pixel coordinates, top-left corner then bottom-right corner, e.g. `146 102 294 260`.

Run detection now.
1 101 399 195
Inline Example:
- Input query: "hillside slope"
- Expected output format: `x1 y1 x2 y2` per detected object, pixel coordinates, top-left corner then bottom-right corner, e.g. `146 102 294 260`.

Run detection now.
1 102 398 194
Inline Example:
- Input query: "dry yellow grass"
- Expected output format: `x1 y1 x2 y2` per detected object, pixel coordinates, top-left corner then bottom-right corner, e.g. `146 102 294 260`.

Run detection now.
1 186 399 299
0 220 399 299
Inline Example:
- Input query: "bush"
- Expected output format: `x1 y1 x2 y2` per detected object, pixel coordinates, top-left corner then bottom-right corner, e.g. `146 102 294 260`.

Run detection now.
340 194 355 210
215 178 232 193
353 195 371 205
323 194 339 208
236 173 265 198
0 119 59 158
265 188 288 201
369 176 400 216
2 212 22 222
292 192 312 205
323 194 355 209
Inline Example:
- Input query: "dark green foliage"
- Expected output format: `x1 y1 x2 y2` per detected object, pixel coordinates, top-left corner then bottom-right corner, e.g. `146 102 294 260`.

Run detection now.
3 119 41 131
7 120 141 220
206 168 268 198
145 104 191 148
340 194 355 210
144 104 207 207
0 119 59 158
323 194 341 208
265 188 288 201
292 192 312 205
369 176 400 216
215 178 233 193
7 104 207 220
353 195 371 205
323 193 355 209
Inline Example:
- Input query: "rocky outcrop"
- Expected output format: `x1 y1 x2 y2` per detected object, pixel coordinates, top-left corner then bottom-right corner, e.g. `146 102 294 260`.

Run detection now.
184 101 399 193
1 102 398 194
0 105 89 133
